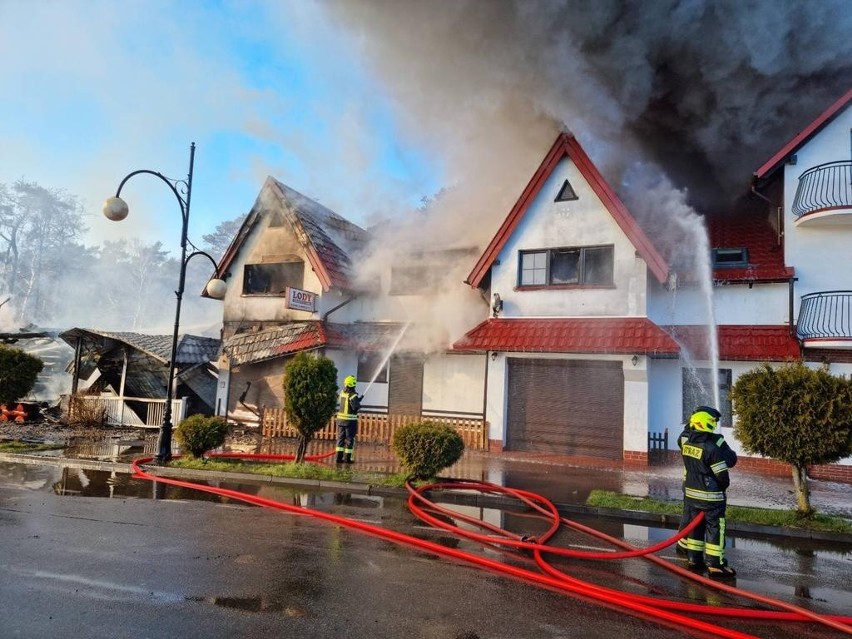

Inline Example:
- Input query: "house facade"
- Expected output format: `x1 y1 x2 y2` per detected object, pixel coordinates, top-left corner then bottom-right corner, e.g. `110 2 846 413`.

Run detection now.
210 88 852 480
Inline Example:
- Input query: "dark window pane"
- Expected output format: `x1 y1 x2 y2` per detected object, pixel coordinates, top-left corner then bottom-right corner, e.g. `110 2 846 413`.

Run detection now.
550 249 580 284
243 261 304 295
583 247 613 285
358 352 388 384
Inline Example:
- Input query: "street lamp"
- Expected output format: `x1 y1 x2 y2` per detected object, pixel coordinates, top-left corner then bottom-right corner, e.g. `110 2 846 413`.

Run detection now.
103 142 226 463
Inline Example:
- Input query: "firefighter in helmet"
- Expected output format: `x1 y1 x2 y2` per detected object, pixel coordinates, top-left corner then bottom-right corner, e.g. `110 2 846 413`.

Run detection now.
676 405 738 578
335 375 362 464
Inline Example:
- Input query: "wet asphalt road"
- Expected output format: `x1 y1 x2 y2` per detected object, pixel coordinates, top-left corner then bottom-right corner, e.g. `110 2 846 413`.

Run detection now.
0 461 850 639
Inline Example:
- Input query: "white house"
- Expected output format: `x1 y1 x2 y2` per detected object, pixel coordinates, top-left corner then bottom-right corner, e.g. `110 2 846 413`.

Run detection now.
208 88 852 480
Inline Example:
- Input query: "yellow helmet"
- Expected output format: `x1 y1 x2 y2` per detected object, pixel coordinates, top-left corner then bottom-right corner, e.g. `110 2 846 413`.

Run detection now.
344 375 357 388
690 406 721 432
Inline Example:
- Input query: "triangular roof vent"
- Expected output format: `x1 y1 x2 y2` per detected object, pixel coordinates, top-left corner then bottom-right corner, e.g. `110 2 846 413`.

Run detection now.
555 179 578 202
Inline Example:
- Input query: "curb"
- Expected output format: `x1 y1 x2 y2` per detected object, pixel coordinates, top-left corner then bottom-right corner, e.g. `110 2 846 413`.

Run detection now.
3 452 851 546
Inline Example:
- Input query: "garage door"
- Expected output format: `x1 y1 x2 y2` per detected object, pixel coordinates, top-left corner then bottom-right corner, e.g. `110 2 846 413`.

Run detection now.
506 358 623 459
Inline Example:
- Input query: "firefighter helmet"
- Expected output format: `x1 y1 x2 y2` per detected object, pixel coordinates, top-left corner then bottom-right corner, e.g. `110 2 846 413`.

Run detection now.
344 375 357 388
690 405 721 432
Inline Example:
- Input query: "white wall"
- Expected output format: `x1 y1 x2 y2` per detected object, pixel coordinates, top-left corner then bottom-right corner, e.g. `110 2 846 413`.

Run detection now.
422 353 486 416
648 281 790 326
783 107 852 313
488 157 649 319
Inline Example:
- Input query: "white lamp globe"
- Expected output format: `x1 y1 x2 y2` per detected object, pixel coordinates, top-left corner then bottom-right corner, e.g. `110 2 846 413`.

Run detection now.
206 278 227 300
103 196 129 221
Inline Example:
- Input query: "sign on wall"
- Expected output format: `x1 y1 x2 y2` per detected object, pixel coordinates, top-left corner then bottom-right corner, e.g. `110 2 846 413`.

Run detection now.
285 287 317 312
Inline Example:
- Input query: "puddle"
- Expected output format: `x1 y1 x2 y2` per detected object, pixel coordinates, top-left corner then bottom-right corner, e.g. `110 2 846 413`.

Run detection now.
187 595 310 616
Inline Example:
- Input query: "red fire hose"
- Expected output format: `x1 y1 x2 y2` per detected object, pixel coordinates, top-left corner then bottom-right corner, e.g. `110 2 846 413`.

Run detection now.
129 454 852 638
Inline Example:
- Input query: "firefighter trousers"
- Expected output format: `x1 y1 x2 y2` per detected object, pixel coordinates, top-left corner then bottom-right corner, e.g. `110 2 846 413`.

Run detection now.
335 419 357 460
677 497 728 567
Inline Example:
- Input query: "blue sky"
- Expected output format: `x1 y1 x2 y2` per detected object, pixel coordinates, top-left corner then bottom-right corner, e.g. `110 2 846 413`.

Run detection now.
0 1 441 248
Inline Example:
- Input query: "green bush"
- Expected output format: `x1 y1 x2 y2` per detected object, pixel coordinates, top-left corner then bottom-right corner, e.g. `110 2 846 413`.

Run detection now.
392 421 464 480
283 352 338 463
0 346 44 405
175 414 229 458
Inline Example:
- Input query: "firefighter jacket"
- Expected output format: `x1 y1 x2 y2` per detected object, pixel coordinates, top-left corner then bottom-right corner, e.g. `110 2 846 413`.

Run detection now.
337 389 361 421
678 428 738 503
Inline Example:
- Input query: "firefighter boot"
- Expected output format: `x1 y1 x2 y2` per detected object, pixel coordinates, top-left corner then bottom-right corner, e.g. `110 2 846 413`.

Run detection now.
344 453 354 464
335 452 344 464
707 561 737 580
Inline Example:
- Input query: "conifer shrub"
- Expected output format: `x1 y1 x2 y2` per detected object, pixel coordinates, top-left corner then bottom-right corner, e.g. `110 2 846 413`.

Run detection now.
0 346 43 405
392 421 464 480
175 414 229 458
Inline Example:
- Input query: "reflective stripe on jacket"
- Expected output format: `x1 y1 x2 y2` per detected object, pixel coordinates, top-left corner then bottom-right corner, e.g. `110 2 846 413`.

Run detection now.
337 389 361 420
678 428 737 502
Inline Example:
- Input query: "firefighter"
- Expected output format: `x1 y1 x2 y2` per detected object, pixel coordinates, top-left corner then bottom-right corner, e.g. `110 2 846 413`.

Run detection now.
676 405 738 578
335 375 362 464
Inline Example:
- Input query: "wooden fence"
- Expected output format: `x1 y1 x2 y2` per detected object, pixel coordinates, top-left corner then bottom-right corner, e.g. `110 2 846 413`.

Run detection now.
261 408 489 451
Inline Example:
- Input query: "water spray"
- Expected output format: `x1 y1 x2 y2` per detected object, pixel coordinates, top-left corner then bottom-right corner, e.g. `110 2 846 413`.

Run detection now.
363 321 410 395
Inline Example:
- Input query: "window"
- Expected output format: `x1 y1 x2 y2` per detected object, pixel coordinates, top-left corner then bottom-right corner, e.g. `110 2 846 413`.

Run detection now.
682 368 732 428
555 179 578 202
358 352 388 384
519 245 613 287
712 248 749 268
243 260 304 295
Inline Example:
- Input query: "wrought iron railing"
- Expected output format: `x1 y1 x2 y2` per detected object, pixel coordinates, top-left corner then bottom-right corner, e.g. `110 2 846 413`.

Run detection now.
792 161 852 219
796 291 852 341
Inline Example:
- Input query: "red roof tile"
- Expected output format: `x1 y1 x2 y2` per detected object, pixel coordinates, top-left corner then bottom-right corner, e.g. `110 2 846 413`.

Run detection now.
452 318 680 355
706 212 793 282
466 132 671 289
754 88 852 179
666 325 800 361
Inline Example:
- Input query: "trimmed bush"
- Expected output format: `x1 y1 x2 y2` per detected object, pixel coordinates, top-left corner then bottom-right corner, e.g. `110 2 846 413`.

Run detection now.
392 421 464 480
175 414 229 458
0 346 43 405
283 352 338 463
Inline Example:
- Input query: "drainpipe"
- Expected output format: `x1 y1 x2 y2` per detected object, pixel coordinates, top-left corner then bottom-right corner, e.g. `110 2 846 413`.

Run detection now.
750 185 783 246
789 277 799 337
322 295 355 322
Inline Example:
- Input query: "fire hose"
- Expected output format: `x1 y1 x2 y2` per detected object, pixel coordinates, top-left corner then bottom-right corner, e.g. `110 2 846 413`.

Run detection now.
130 453 852 638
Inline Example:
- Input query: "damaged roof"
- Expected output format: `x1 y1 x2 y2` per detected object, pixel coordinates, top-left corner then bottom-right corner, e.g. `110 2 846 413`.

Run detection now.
222 321 425 366
59 329 220 365
706 209 794 283
214 177 369 294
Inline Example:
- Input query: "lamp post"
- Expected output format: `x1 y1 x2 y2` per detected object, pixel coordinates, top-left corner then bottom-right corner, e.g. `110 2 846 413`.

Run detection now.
103 143 227 463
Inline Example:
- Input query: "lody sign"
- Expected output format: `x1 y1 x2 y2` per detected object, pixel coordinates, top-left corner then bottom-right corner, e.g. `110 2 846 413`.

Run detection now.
285 287 317 312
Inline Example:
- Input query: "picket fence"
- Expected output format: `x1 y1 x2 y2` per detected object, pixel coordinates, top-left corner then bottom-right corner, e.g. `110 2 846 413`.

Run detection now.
260 408 489 451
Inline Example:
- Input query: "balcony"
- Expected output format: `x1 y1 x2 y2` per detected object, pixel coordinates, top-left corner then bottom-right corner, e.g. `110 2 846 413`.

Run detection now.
796 291 852 349
792 161 852 227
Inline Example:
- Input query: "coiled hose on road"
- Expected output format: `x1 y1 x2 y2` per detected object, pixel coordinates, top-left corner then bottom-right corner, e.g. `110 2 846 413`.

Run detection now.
130 453 852 638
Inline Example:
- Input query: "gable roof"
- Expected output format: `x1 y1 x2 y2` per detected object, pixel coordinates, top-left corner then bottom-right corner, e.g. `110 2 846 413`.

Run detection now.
466 132 671 288
214 177 369 294
754 87 852 180
452 317 680 356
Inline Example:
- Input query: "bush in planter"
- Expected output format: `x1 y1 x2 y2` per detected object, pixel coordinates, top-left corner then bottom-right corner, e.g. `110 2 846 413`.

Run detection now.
175 414 229 459
392 421 464 480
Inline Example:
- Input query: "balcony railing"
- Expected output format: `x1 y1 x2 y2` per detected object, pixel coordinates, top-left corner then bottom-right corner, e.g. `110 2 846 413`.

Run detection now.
792 161 852 220
796 291 852 346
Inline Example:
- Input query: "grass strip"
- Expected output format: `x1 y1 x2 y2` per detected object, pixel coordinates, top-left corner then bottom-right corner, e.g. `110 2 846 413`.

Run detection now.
0 441 64 453
587 489 852 534
169 456 411 488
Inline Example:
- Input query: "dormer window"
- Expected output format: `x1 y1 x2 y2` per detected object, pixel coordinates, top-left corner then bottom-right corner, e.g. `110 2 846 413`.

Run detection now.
712 248 749 268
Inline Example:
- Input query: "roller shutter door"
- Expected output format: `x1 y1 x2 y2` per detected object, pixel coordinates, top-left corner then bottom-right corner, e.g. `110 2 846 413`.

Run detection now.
506 358 623 459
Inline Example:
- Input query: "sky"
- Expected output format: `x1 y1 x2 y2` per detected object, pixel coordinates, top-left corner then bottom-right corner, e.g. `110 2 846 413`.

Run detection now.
2 0 851 281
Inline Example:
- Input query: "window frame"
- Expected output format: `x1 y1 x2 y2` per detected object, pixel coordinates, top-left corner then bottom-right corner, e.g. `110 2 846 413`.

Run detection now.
242 260 305 296
681 367 733 429
517 244 614 289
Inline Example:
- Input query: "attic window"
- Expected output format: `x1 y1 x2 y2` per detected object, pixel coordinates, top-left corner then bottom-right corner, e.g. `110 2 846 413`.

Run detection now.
243 260 304 295
555 179 578 202
712 248 749 268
